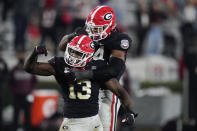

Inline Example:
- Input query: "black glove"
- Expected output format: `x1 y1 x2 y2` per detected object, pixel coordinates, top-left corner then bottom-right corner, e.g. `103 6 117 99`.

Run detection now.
64 68 77 84
121 110 138 126
34 45 48 56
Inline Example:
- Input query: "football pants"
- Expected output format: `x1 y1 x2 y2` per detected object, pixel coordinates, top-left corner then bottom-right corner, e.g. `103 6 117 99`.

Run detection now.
99 90 120 131
59 114 103 131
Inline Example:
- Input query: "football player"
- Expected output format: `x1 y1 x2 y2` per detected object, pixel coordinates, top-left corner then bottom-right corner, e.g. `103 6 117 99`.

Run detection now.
59 5 134 131
24 35 136 131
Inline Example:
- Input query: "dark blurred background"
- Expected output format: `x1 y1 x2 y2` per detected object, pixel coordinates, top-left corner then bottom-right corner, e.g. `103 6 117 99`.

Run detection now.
0 0 197 131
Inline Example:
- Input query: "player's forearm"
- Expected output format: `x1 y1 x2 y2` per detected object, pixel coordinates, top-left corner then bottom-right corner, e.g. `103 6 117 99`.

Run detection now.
59 33 76 51
115 84 132 111
105 78 132 111
117 86 133 111
24 50 38 73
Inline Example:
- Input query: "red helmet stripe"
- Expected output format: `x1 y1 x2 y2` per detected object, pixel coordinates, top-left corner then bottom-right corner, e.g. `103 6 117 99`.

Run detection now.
90 6 105 22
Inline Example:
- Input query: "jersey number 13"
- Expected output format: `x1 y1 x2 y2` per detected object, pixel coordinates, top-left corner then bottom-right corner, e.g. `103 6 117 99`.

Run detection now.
69 80 91 100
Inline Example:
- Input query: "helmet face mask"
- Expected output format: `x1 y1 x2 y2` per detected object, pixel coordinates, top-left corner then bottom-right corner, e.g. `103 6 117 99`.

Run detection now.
86 6 116 41
64 35 94 67
86 23 110 41
68 48 84 59
66 48 84 66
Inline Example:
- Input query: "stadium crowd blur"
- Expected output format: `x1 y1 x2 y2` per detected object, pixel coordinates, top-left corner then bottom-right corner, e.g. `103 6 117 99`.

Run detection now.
0 0 197 131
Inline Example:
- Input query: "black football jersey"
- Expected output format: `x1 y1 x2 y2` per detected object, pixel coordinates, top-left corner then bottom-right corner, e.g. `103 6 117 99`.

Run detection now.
48 57 106 118
93 28 131 81
93 28 132 62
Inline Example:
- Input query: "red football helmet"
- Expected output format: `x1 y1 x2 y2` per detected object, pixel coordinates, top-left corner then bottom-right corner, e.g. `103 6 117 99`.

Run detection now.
86 5 116 41
64 35 95 67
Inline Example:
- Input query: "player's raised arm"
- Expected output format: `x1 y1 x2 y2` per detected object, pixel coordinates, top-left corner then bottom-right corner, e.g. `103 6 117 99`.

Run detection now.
59 34 75 51
24 45 56 76
59 27 88 51
104 78 137 126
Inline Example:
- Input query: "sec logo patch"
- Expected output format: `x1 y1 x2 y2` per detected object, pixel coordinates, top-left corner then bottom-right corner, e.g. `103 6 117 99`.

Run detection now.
120 40 129 49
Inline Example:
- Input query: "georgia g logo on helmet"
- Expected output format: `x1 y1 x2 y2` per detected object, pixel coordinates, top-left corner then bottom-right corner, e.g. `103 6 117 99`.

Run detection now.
104 13 112 20
86 6 116 41
90 42 95 50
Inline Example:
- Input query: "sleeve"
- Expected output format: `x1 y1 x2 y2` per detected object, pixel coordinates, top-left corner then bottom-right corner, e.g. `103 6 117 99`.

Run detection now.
105 33 132 51
48 56 61 75
48 57 66 76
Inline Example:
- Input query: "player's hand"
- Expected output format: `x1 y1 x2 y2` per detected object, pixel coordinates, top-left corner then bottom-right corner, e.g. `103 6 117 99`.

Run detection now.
74 27 88 36
34 45 48 56
64 68 77 84
121 111 138 126
66 27 88 43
